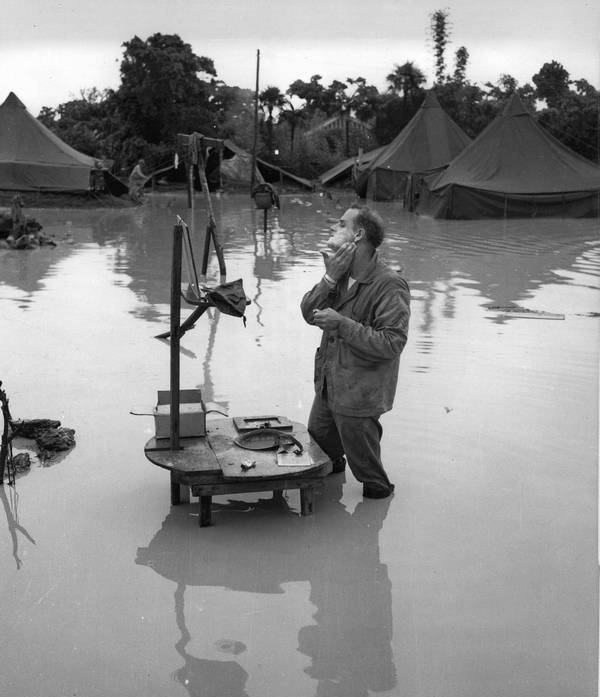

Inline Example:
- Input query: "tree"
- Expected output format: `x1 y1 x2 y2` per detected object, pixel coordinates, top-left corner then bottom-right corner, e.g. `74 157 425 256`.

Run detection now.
286 75 326 118
321 79 349 116
452 46 469 85
346 77 380 122
278 99 304 153
371 62 427 144
483 74 536 112
259 85 286 154
532 60 571 108
533 65 599 162
386 61 426 105
430 9 451 83
37 88 122 162
435 81 494 139
117 33 217 145
212 83 256 149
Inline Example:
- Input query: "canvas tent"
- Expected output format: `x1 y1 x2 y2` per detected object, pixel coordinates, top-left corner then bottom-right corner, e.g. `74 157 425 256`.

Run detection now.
201 138 312 191
0 91 103 192
418 94 600 219
318 146 386 188
355 90 471 203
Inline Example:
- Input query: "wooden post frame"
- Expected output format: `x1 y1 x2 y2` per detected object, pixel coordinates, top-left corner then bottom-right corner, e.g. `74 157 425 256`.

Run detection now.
170 224 183 451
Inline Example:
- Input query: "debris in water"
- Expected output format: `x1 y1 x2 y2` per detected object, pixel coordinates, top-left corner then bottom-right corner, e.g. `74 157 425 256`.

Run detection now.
11 452 31 473
214 639 247 655
486 305 565 320
1 381 76 483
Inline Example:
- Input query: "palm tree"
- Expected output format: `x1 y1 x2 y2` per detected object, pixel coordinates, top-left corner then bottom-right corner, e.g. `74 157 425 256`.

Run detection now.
386 61 426 106
259 86 285 155
278 99 304 154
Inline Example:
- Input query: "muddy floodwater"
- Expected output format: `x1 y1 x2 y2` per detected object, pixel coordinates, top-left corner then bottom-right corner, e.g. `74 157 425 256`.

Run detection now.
0 192 598 697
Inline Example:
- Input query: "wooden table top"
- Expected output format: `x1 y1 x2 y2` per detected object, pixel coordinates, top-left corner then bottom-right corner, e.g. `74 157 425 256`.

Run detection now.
144 417 330 481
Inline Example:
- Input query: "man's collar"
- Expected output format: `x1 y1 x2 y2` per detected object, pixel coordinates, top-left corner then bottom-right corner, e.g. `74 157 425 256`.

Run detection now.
352 249 379 284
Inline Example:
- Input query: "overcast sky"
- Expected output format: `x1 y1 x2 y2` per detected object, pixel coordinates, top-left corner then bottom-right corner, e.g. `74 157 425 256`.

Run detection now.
2 0 599 115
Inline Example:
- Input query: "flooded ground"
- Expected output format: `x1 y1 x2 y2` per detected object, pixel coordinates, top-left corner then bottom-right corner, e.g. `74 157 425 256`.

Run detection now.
0 191 598 697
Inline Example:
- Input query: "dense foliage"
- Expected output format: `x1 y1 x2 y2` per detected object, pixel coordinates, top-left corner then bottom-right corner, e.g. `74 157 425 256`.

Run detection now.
36 19 599 184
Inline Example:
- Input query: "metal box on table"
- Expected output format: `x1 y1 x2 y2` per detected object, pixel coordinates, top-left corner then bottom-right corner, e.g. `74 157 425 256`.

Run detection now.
154 389 206 439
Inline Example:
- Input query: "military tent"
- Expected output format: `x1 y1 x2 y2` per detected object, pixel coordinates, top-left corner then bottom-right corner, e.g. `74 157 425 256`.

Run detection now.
179 133 313 192
418 94 600 219
0 91 102 192
204 138 312 190
318 146 386 188
355 90 471 203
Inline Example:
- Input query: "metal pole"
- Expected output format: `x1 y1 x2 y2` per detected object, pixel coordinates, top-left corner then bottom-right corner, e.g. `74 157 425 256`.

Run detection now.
189 135 197 245
170 224 183 451
251 49 260 194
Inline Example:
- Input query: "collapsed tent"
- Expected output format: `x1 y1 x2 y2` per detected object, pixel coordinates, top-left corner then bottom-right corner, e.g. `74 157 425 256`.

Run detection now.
204 139 264 189
318 146 386 188
256 156 313 190
191 136 312 191
418 94 600 219
0 91 105 192
355 90 471 203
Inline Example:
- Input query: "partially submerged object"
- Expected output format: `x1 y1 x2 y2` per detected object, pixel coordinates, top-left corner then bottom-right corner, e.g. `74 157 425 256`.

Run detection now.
487 305 565 320
0 196 50 248
1 381 76 485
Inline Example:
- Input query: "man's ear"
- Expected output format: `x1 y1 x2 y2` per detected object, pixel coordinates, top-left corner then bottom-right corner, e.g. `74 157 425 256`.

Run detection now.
353 227 364 243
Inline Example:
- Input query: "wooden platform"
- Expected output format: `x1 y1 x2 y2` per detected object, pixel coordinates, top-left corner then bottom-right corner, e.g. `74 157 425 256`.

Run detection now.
144 418 331 526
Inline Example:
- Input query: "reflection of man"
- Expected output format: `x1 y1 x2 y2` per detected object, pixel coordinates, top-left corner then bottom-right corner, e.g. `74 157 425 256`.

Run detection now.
136 479 396 697
298 484 396 696
301 206 410 498
128 158 147 203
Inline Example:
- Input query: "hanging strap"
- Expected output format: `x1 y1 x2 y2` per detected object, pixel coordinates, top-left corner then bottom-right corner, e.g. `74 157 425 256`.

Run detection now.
176 215 202 302
196 138 227 278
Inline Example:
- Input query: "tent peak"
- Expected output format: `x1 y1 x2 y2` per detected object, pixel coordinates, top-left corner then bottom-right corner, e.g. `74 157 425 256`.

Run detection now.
1 92 27 109
422 90 441 109
502 93 530 118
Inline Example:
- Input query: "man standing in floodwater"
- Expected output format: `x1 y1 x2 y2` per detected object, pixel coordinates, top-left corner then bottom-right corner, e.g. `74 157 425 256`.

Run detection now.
128 158 147 203
301 206 410 498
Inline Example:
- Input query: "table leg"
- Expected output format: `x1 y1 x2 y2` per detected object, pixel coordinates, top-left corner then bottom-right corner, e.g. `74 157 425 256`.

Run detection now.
170 472 190 505
199 496 212 527
300 486 315 516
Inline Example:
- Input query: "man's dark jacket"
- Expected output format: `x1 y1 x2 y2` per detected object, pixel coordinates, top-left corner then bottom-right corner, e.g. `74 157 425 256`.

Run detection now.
301 251 410 417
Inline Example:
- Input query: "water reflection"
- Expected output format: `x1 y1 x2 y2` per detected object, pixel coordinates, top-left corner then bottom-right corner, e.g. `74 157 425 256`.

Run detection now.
136 479 395 697
0 485 35 569
2 198 597 322
93 197 600 334
172 577 250 697
3 196 597 392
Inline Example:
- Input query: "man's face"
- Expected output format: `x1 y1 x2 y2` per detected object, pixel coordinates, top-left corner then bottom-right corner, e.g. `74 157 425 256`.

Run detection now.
326 208 359 252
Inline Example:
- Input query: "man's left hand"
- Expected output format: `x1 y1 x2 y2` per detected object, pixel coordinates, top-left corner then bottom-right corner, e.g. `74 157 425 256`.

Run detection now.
312 308 343 330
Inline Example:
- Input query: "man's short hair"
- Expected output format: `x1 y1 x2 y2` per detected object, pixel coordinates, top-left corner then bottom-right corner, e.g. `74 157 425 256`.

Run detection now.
350 205 385 248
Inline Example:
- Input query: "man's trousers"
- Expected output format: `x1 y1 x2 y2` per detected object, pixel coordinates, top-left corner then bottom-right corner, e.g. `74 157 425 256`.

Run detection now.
308 391 393 491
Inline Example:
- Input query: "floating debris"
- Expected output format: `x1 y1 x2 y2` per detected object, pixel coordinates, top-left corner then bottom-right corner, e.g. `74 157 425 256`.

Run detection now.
486 305 565 320
214 639 247 655
1 381 76 483
11 452 31 474
0 196 53 250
